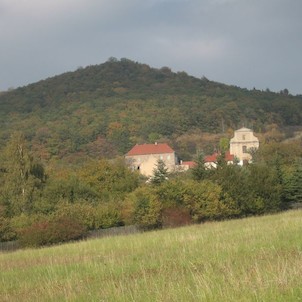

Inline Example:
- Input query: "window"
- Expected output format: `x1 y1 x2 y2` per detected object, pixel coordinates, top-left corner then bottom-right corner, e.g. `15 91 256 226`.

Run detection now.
242 145 247 153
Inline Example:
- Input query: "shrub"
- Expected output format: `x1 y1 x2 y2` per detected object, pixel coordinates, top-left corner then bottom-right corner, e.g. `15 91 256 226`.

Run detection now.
125 186 162 230
161 207 192 228
19 216 87 247
182 180 239 222
54 201 96 230
94 203 122 229
10 213 49 238
0 217 16 242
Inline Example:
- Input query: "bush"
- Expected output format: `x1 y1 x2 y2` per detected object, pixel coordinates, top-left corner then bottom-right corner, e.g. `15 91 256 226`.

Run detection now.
125 186 162 230
10 213 49 238
19 216 87 247
161 207 192 228
54 201 96 230
182 180 239 222
0 217 16 242
94 203 122 229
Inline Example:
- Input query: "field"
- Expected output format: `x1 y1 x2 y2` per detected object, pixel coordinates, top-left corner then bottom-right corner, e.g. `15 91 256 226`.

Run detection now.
1 210 302 302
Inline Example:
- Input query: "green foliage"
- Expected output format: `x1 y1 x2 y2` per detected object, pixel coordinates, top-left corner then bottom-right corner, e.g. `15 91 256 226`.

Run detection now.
211 162 283 215
219 137 229 152
246 163 282 213
0 132 46 217
0 59 302 245
94 203 122 229
150 159 169 185
125 186 162 230
181 180 238 222
254 140 302 167
8 213 50 242
0 217 16 242
78 158 140 200
0 59 301 162
40 173 99 209
154 179 186 207
53 201 96 230
284 159 302 205
191 152 207 181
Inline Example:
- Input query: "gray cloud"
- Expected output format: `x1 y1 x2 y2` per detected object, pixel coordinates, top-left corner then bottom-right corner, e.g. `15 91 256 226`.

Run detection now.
0 0 301 94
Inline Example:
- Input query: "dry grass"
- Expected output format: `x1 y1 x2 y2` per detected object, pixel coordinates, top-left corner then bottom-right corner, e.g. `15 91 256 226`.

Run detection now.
1 210 302 301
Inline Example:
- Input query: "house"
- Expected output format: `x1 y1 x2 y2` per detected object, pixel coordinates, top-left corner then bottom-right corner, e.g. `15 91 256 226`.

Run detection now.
204 151 234 169
179 161 196 170
230 127 259 165
125 143 177 177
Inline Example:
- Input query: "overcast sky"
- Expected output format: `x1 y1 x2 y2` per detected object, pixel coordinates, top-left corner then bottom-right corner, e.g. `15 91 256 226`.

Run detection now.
0 0 301 94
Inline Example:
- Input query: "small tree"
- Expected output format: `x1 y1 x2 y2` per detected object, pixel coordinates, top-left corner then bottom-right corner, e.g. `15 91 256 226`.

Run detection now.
284 160 302 205
0 132 46 216
124 186 162 230
151 159 168 185
191 152 207 181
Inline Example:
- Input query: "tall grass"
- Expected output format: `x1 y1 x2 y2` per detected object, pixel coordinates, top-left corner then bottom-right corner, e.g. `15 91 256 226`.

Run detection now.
1 210 302 301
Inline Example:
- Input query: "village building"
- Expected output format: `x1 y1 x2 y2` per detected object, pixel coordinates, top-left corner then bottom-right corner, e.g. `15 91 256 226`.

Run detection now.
126 128 260 176
179 161 196 171
125 143 178 177
204 151 234 169
230 127 259 165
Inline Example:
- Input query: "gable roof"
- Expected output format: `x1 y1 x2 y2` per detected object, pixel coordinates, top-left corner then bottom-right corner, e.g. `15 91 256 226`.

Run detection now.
181 161 196 168
126 143 174 156
204 151 234 163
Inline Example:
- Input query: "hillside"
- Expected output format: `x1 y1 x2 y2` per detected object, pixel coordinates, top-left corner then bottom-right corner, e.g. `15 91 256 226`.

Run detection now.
1 210 302 301
0 58 302 162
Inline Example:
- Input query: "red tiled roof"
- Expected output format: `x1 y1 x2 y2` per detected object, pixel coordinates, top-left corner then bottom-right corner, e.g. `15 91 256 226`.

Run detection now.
126 143 174 156
204 153 218 163
225 151 234 162
181 161 196 168
204 151 234 163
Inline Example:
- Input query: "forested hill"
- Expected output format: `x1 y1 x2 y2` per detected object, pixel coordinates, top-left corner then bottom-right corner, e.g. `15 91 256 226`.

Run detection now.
0 58 302 162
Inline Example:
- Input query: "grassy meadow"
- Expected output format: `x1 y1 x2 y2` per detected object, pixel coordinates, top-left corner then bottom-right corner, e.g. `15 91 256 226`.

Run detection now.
1 210 302 302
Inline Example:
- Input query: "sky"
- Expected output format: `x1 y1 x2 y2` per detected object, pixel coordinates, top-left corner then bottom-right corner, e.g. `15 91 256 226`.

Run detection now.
0 0 301 95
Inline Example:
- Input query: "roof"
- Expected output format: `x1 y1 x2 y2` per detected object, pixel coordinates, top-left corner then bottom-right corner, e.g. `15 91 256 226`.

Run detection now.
126 143 175 156
181 161 196 168
204 151 234 163
235 127 252 132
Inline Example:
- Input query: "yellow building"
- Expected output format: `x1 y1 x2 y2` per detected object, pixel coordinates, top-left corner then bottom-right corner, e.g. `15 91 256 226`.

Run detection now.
125 143 177 177
230 127 259 165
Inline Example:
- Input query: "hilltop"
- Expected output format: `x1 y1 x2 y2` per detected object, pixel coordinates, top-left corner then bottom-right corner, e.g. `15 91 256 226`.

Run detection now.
0 58 302 162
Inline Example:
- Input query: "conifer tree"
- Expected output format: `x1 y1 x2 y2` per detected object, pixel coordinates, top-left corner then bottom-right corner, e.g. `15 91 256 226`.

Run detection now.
284 159 302 205
191 152 207 181
151 159 168 185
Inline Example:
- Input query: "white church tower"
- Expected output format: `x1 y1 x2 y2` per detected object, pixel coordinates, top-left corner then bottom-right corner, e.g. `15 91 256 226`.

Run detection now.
230 127 259 165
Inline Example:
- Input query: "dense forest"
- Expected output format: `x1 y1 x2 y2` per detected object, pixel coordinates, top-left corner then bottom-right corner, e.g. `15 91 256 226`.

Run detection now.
0 58 302 247
1 58 302 163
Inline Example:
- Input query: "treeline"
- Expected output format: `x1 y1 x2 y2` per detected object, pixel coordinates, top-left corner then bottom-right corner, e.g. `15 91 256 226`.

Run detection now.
0 132 301 247
0 58 302 163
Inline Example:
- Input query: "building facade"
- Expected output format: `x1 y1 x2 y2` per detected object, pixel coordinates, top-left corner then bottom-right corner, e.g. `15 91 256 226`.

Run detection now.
230 127 259 165
125 143 177 177
204 151 234 169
